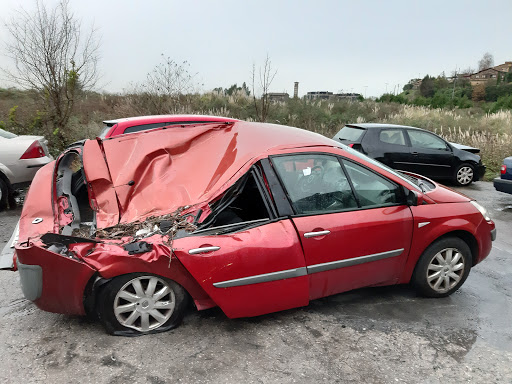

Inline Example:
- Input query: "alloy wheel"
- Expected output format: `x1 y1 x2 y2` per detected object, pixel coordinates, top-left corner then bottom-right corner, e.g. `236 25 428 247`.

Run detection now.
113 276 175 332
426 247 465 293
457 166 473 185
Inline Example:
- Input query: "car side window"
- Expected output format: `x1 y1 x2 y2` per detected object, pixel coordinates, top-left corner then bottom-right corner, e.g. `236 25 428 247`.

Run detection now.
407 130 448 151
272 154 358 214
379 129 406 146
342 160 401 208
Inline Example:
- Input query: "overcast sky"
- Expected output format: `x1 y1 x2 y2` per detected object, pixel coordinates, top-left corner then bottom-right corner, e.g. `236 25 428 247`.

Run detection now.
1 0 511 98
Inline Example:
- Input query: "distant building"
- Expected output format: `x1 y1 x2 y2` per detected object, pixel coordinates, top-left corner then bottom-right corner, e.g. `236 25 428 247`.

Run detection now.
305 91 333 100
333 93 362 101
466 61 512 86
266 92 289 102
493 61 512 73
467 68 503 86
305 91 361 101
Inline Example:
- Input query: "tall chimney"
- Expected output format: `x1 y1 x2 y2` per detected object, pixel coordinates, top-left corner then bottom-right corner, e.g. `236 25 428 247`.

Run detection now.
294 82 299 98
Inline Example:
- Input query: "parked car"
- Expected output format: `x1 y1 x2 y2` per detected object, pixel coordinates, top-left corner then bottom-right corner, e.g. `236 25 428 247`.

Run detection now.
1 121 495 335
494 156 512 194
99 114 239 138
333 123 485 186
0 128 53 210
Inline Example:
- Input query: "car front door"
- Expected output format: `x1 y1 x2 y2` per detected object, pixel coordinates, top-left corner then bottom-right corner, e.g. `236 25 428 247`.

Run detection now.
175 169 309 319
272 153 414 300
405 130 454 179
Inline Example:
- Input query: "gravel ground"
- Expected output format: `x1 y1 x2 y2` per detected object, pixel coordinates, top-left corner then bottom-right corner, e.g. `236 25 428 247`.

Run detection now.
0 181 511 384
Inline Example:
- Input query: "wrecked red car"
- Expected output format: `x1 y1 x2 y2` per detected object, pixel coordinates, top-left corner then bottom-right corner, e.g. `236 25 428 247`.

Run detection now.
2 121 496 335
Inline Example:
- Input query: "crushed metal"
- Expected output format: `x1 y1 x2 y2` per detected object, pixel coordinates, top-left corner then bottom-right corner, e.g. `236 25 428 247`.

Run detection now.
72 206 197 241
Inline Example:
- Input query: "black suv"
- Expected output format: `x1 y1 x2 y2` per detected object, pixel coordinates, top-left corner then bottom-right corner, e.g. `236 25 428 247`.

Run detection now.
333 123 485 186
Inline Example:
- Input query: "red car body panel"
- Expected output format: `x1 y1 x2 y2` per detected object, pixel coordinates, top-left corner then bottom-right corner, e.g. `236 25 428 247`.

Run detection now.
292 206 414 300
82 140 120 228
398 203 493 284
16 244 96 315
18 162 56 241
12 120 496 323
92 122 343 226
102 115 239 138
175 220 309 318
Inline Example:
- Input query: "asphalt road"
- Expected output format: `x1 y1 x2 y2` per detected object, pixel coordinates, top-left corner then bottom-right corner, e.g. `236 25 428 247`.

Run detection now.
0 182 511 384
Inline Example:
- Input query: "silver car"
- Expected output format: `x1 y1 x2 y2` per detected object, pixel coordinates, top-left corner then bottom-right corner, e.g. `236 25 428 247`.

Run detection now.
0 128 53 209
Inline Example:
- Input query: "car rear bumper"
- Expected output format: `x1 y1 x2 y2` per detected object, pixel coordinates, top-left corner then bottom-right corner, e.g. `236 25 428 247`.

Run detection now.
475 164 486 181
15 243 96 315
494 177 512 194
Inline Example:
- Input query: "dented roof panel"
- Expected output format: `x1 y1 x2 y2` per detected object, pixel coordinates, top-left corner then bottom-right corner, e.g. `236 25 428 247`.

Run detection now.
93 121 337 225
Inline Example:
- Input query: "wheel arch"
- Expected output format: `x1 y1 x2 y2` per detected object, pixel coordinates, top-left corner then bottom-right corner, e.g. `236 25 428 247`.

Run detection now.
82 258 216 318
401 228 479 284
410 230 479 277
435 230 479 266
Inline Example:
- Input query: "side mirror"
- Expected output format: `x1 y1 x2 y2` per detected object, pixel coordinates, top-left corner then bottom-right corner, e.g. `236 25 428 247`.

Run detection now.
406 189 424 206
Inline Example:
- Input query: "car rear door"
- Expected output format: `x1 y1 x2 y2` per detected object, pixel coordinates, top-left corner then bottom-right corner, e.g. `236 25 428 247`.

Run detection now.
374 128 414 170
271 153 414 300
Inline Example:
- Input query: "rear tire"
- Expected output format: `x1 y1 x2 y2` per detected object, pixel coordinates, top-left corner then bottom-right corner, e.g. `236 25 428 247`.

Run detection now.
454 163 474 186
97 273 188 335
0 179 8 211
412 237 471 298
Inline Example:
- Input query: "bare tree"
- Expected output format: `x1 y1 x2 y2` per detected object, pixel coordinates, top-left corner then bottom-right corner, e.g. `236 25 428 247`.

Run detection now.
478 52 494 71
251 55 277 122
3 0 100 147
141 55 198 114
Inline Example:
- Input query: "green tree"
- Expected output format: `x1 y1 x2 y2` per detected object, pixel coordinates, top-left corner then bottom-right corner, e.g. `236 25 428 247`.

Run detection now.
420 75 435 98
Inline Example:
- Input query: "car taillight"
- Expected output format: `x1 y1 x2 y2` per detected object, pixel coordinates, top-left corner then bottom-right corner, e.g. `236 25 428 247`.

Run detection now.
349 143 354 148
501 165 507 174
20 141 46 159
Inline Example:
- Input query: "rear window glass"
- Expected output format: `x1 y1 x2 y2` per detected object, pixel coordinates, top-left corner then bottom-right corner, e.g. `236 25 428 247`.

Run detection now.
333 126 366 142
0 128 17 139
124 123 170 134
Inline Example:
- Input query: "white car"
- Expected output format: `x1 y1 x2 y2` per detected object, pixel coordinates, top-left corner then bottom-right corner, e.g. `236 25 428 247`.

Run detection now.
0 128 53 209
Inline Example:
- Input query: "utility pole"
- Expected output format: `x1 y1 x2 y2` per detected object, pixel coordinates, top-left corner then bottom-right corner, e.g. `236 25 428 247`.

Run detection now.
452 65 458 99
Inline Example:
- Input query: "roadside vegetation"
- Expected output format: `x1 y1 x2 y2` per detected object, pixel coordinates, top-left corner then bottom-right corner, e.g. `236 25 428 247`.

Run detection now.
1 88 511 179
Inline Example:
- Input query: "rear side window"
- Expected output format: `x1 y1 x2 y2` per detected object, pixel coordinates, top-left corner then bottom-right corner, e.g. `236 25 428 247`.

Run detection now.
333 126 366 142
0 128 17 139
379 129 406 146
124 123 171 134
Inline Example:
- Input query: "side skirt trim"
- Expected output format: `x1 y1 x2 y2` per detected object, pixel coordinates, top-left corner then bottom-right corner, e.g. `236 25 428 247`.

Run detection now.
213 248 404 288
213 267 307 288
306 248 404 274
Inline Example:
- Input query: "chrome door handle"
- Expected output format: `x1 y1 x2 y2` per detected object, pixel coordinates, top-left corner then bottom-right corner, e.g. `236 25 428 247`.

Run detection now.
188 246 221 255
304 230 330 238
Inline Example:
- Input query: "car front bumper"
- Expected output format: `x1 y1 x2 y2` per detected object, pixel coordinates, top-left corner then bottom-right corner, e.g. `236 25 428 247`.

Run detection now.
494 177 512 195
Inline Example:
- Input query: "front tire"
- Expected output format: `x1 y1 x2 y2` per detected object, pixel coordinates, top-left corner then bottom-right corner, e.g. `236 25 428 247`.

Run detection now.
412 237 471 298
97 273 188 335
454 163 474 186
